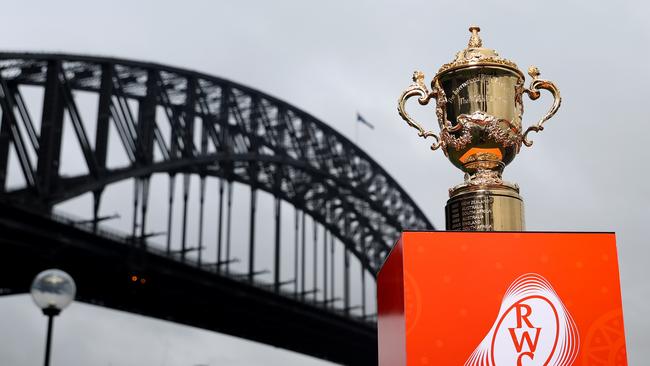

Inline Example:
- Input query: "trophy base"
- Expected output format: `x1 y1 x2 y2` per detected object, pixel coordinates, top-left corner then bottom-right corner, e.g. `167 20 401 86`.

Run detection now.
445 185 524 231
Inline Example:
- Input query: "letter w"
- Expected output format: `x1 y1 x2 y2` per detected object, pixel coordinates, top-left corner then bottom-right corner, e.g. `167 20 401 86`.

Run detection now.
508 328 541 353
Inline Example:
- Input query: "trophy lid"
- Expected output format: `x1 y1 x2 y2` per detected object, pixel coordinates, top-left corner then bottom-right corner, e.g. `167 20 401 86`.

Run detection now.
436 26 523 78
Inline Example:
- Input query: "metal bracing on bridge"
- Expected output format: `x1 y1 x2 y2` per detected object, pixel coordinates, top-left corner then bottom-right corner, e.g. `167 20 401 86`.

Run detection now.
0 52 433 364
0 53 432 273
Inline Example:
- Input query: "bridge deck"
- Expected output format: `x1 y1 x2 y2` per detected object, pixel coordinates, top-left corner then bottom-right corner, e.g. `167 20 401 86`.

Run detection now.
0 201 377 366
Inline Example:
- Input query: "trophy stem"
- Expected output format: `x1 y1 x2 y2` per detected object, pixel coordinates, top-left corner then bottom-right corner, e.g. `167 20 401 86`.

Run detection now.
445 185 525 231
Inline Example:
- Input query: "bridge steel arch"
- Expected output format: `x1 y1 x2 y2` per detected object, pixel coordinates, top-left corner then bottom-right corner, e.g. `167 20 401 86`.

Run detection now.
0 52 433 364
0 52 432 275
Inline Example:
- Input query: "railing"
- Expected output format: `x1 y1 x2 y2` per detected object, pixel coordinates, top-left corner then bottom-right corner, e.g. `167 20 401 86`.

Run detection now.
48 207 377 325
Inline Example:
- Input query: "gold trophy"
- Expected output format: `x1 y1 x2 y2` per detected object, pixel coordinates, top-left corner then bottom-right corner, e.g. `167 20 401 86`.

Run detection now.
398 26 561 231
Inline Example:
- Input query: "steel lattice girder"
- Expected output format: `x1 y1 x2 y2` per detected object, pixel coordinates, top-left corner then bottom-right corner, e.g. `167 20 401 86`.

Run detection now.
0 53 433 275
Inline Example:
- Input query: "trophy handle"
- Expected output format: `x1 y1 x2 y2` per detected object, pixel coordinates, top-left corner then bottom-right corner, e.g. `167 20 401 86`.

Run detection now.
397 71 443 150
522 66 562 147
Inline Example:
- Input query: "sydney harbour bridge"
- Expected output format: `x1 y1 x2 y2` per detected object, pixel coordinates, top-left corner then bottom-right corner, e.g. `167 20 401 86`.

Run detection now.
0 53 433 365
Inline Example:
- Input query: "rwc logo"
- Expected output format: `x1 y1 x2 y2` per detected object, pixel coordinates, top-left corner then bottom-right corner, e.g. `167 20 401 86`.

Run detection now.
465 273 580 366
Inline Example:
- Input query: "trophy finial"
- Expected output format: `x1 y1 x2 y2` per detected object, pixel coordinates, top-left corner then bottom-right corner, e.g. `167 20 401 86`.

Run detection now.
468 25 482 48
527 66 541 80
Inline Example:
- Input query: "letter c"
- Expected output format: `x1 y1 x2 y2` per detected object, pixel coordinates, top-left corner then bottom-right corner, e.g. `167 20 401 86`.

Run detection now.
517 352 534 366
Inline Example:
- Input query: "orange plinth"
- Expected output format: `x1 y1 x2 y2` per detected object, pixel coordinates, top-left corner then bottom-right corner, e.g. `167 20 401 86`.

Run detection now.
377 232 627 366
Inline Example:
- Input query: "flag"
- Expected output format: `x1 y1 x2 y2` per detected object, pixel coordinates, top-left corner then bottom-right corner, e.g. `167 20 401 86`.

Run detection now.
356 113 375 130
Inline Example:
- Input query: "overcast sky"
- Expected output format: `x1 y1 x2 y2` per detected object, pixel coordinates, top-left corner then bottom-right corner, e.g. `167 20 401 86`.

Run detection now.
0 0 649 365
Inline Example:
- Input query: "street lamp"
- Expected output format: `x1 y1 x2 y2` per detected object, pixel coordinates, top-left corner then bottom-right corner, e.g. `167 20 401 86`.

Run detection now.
30 269 76 366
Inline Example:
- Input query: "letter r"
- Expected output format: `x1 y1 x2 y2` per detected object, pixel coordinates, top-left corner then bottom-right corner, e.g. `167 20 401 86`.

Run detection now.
515 303 534 328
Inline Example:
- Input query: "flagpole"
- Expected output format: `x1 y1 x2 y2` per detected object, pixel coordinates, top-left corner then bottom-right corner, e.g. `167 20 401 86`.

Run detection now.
355 114 359 144
356 112 374 144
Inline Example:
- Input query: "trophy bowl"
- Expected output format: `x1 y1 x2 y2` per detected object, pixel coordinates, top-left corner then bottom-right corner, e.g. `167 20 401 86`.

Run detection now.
436 66 523 176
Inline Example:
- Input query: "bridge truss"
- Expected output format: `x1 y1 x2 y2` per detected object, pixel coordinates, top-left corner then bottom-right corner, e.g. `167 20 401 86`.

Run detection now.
0 52 433 365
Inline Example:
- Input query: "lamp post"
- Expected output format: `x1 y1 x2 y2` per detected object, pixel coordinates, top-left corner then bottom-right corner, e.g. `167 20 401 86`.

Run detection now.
30 269 76 366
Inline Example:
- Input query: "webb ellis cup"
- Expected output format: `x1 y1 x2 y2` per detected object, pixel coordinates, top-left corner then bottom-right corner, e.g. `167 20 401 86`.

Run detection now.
398 26 561 231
